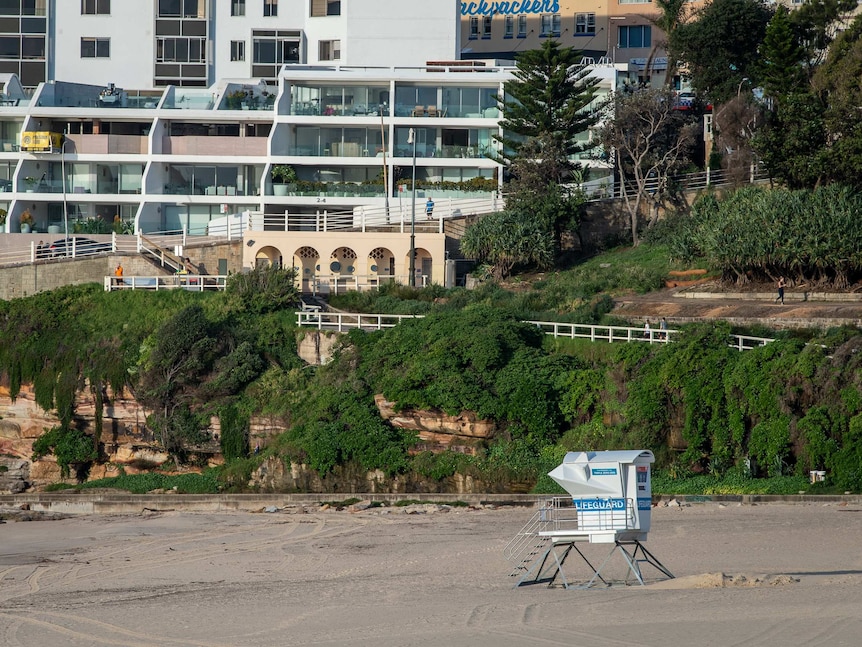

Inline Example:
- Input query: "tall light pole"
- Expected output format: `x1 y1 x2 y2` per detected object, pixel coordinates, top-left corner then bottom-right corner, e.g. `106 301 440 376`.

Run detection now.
61 131 69 253
408 127 416 287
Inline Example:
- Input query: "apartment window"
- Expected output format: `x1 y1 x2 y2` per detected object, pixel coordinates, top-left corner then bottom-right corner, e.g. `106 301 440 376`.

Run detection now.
575 13 595 35
469 16 478 39
318 39 340 61
252 29 301 81
263 0 277 16
158 0 205 17
311 0 340 16
504 16 513 38
482 15 492 39
231 0 245 15
618 25 651 48
157 37 206 62
81 0 109 14
230 40 245 61
81 37 109 58
540 13 560 37
517 15 527 38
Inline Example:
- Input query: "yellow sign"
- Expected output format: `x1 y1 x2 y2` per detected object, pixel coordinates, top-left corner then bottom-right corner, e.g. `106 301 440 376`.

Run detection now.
20 131 62 152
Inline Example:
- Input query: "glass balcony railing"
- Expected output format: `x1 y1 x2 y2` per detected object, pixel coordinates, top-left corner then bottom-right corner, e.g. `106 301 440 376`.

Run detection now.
163 183 254 196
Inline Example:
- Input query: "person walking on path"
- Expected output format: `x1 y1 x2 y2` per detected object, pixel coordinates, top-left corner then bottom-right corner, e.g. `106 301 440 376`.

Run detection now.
114 262 124 287
643 320 651 340
425 197 435 220
659 317 668 340
776 276 786 305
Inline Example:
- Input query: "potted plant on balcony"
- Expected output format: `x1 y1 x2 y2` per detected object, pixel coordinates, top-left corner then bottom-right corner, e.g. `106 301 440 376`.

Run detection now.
225 90 246 110
19 208 33 233
24 176 37 192
271 165 297 196
0 208 6 233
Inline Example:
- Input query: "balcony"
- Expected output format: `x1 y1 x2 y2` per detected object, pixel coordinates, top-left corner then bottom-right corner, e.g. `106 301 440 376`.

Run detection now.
162 136 268 156
67 134 148 155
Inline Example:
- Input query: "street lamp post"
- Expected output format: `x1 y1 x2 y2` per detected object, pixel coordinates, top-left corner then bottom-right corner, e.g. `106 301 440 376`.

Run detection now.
408 127 416 287
61 131 69 254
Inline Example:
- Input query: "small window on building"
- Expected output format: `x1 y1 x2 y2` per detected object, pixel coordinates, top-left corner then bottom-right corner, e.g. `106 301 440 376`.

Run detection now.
311 0 340 16
517 15 527 38
263 0 277 17
81 0 110 14
231 0 245 16
504 15 513 38
482 15 491 39
469 16 478 39
618 25 651 48
540 13 560 37
81 37 110 58
230 40 245 61
575 13 595 35
318 39 340 61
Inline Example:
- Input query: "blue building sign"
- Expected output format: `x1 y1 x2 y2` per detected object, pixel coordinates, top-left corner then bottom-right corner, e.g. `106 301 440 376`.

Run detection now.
591 467 618 476
461 0 560 16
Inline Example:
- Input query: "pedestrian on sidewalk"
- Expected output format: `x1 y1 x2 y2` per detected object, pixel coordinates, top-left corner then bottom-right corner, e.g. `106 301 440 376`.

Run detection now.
776 276 786 305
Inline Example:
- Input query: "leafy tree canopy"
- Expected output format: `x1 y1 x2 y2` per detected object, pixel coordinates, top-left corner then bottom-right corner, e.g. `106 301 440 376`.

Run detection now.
672 0 773 102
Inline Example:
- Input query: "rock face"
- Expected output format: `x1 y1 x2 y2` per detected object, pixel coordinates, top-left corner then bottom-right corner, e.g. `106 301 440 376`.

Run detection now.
374 395 496 455
0 456 29 493
248 456 491 494
296 330 338 365
0 383 289 492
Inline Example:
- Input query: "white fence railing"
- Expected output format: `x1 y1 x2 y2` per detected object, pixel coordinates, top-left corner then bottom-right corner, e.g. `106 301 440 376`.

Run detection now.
528 321 675 344
247 195 503 234
306 274 428 296
0 227 250 267
104 275 228 292
294 311 775 351
295 310 421 331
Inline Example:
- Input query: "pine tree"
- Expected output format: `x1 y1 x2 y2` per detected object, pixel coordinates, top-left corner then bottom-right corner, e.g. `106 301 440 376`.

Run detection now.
496 39 602 166
759 7 806 100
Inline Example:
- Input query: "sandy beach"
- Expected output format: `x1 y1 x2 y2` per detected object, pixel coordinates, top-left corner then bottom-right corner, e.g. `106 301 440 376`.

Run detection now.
2 501 862 646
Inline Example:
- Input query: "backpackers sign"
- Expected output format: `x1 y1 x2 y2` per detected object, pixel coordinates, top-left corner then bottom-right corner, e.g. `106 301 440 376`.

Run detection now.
461 0 560 16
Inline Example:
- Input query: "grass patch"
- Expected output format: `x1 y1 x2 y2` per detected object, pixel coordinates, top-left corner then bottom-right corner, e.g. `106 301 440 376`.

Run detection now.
43 482 76 492
76 471 221 494
652 472 810 495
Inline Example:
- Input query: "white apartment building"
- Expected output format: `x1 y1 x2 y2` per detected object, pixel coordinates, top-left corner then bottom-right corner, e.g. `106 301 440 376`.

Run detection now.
0 0 631 289
2 0 458 90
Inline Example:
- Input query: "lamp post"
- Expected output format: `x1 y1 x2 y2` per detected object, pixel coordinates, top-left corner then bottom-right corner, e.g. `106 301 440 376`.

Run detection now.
61 131 69 254
408 127 416 287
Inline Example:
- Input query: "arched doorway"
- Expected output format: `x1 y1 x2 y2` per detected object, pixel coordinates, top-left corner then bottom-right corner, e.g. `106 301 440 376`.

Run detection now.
328 246 358 294
293 245 320 293
368 246 395 288
255 245 282 268
404 247 432 286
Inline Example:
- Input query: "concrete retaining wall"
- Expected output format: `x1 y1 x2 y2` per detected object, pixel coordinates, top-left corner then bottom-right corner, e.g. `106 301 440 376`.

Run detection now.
2 492 860 515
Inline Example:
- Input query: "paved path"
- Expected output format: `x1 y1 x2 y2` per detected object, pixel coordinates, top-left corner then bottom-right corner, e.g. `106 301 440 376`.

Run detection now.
611 282 862 329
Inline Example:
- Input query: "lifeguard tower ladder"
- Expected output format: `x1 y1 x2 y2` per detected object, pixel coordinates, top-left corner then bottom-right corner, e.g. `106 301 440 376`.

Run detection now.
505 450 674 589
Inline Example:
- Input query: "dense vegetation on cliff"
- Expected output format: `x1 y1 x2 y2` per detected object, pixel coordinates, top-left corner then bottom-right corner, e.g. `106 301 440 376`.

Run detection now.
3 187 862 494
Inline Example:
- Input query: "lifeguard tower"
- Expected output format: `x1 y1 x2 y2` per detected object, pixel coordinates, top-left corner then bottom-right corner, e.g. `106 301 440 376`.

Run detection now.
505 450 674 589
